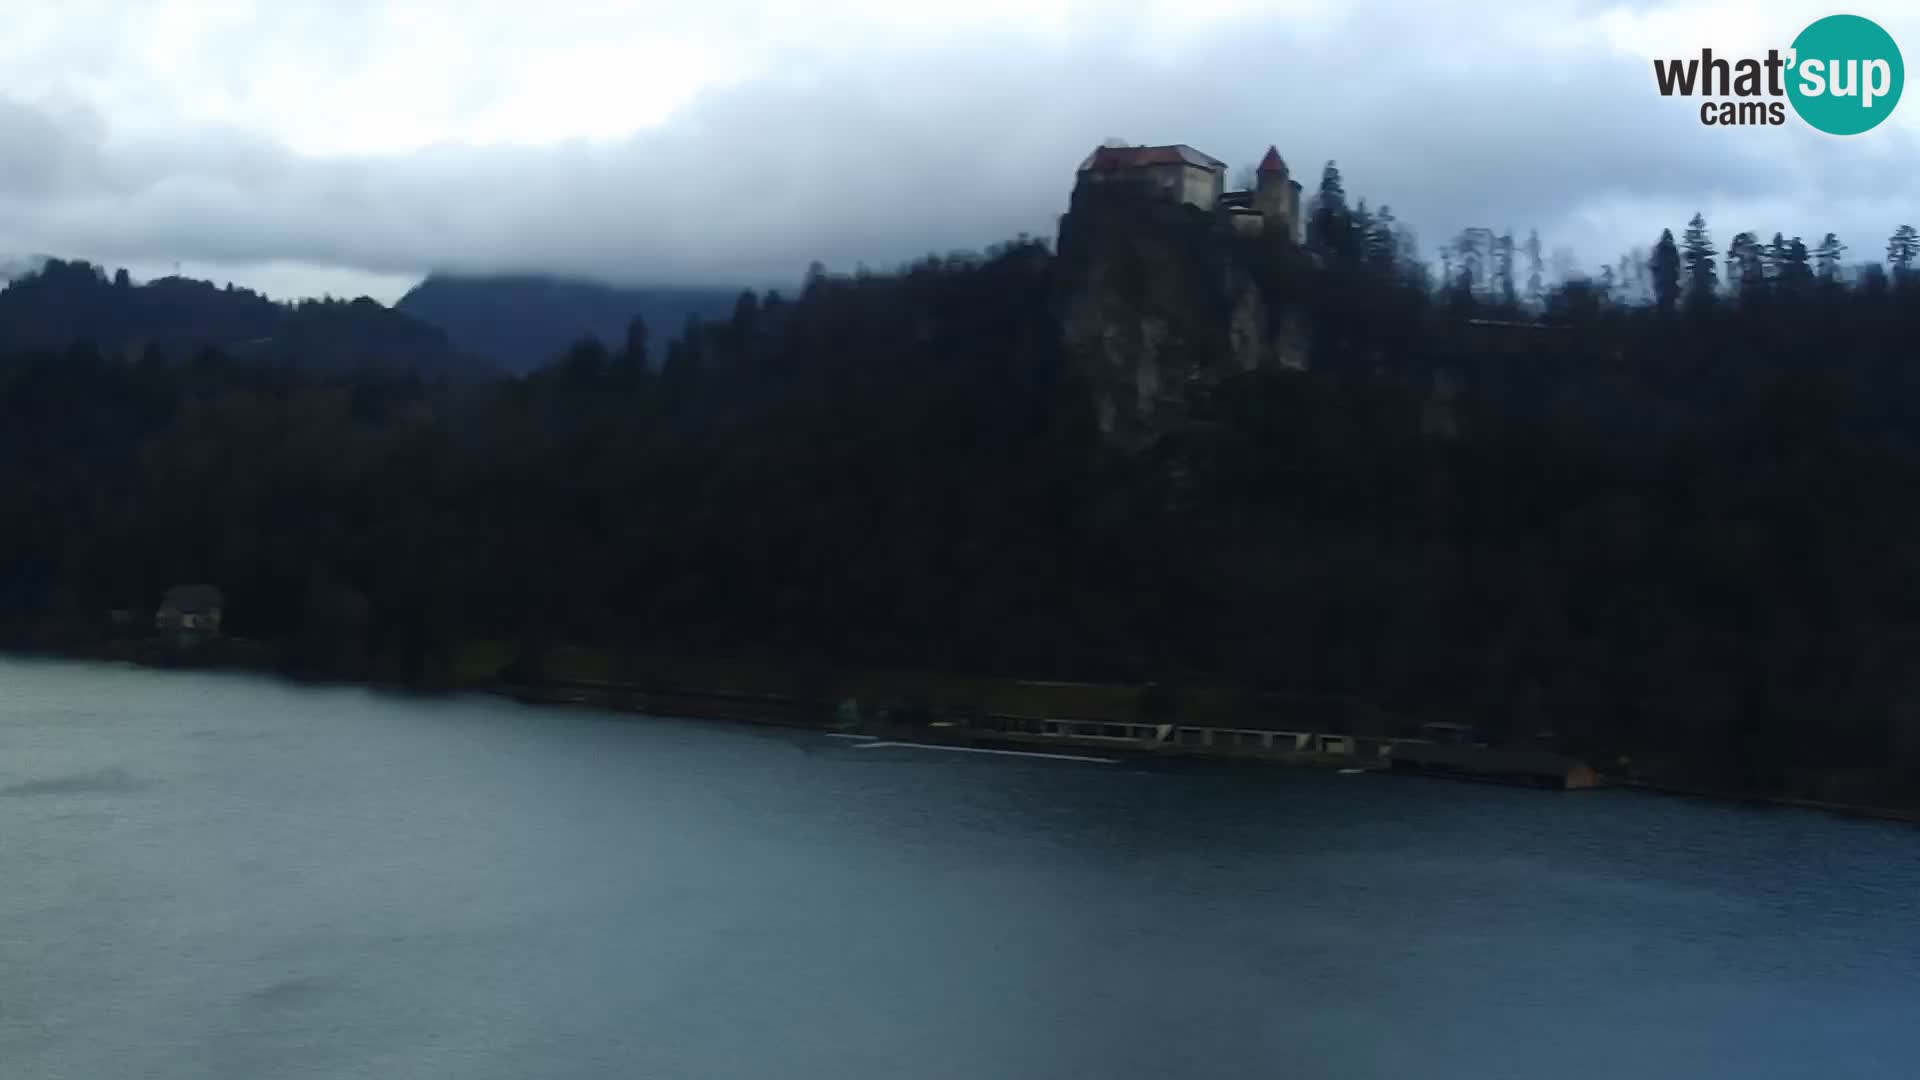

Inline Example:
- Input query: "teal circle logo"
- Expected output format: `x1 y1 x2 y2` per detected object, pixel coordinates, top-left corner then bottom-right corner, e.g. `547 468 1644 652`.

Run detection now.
1786 14 1904 135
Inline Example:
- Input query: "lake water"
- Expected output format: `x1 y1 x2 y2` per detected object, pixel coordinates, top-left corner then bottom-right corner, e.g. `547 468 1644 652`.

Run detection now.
3 656 1917 1079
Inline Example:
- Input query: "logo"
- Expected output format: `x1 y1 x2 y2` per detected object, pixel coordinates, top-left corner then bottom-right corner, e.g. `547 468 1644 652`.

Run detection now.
1653 14 1904 134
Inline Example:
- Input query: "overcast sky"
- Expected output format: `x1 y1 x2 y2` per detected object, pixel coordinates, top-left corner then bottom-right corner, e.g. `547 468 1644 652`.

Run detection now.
2 0 1915 303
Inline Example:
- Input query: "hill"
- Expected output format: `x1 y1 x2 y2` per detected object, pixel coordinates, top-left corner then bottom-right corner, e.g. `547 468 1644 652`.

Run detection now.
396 273 741 373
0 259 480 378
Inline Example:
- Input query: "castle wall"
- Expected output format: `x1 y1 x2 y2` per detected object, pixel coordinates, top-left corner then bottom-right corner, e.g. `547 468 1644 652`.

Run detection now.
1249 176 1304 244
1180 166 1224 210
1079 163 1174 203
1075 162 1223 212
1253 176 1288 224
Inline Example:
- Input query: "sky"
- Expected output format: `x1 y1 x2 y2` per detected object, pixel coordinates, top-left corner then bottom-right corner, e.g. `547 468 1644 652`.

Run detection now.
0 0 1915 304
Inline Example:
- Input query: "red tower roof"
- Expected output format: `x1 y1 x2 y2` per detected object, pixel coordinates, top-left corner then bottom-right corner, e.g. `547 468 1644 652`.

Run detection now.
1257 146 1288 174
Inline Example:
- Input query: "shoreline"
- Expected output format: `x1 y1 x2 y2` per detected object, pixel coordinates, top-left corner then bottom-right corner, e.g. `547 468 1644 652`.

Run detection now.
1617 778 1920 827
8 642 1918 825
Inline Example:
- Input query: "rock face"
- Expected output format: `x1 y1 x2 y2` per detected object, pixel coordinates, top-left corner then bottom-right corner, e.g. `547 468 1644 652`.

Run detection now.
1053 192 1307 449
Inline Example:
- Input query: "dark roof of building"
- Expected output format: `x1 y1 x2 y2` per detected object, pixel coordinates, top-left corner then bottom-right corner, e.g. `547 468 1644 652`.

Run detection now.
160 584 224 613
1257 145 1288 174
1078 144 1226 173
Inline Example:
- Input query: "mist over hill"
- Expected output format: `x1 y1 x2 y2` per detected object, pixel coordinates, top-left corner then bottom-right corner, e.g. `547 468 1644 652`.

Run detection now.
0 255 51 282
396 273 743 373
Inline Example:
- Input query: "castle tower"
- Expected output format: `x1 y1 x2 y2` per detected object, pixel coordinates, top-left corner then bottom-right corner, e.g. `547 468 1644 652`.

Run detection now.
1253 146 1302 244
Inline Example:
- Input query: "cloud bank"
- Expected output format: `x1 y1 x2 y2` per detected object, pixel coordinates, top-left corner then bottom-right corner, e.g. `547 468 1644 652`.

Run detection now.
0 0 1913 301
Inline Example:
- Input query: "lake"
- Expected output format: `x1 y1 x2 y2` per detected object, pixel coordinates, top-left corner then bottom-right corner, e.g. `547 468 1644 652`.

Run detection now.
3 656 1916 1079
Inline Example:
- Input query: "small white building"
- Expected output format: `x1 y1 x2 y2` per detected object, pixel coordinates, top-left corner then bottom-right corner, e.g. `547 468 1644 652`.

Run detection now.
156 584 224 637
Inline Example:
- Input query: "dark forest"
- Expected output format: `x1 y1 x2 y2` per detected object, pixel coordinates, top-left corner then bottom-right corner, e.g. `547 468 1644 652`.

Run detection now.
5 163 1920 803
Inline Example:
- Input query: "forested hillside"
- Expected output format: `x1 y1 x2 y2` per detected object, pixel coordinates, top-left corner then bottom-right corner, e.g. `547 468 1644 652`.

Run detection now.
396 273 740 373
0 260 477 378
4 165 1920 804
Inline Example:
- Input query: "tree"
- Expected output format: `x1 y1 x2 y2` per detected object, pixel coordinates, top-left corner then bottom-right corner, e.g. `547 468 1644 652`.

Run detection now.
1889 225 1919 279
1777 236 1813 293
1525 229 1544 305
1814 233 1847 283
1650 228 1681 313
1309 161 1350 257
1614 254 1637 304
1365 204 1400 272
622 314 650 369
731 290 759 331
663 312 705 396
1765 232 1790 281
559 335 610 382
1452 228 1493 296
1728 232 1765 299
1681 212 1717 306
803 260 830 299
608 314 650 391
1628 246 1651 302
1392 225 1421 280
1496 231 1518 307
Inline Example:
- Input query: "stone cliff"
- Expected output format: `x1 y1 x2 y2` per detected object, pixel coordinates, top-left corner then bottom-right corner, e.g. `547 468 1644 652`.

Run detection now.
1053 192 1309 450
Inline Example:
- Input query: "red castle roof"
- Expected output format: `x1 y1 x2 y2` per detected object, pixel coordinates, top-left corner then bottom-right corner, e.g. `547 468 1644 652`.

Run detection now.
1078 144 1227 173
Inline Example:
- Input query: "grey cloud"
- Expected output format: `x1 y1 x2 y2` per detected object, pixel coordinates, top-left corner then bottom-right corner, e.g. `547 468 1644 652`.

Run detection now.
0 96 104 196
2 8 1915 294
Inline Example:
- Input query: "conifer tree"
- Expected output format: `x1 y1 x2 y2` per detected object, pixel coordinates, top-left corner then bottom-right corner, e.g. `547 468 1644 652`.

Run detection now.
1350 199 1374 266
622 314 650 369
1650 228 1682 312
1779 236 1813 293
1681 212 1717 306
1497 231 1518 308
1728 232 1765 300
1889 225 1919 279
1766 232 1790 281
1366 204 1399 272
1309 161 1350 257
1814 233 1847 283
1525 229 1545 305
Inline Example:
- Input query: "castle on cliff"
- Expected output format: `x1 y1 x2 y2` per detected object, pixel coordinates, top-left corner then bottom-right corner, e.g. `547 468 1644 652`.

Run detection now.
1070 142 1303 244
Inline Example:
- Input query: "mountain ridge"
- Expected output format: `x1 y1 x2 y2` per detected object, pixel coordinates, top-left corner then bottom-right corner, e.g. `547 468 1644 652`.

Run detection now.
396 272 743 373
0 258 484 378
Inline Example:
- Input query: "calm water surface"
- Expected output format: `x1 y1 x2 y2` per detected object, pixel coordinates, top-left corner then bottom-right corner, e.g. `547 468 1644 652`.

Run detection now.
3 656 1917 1079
